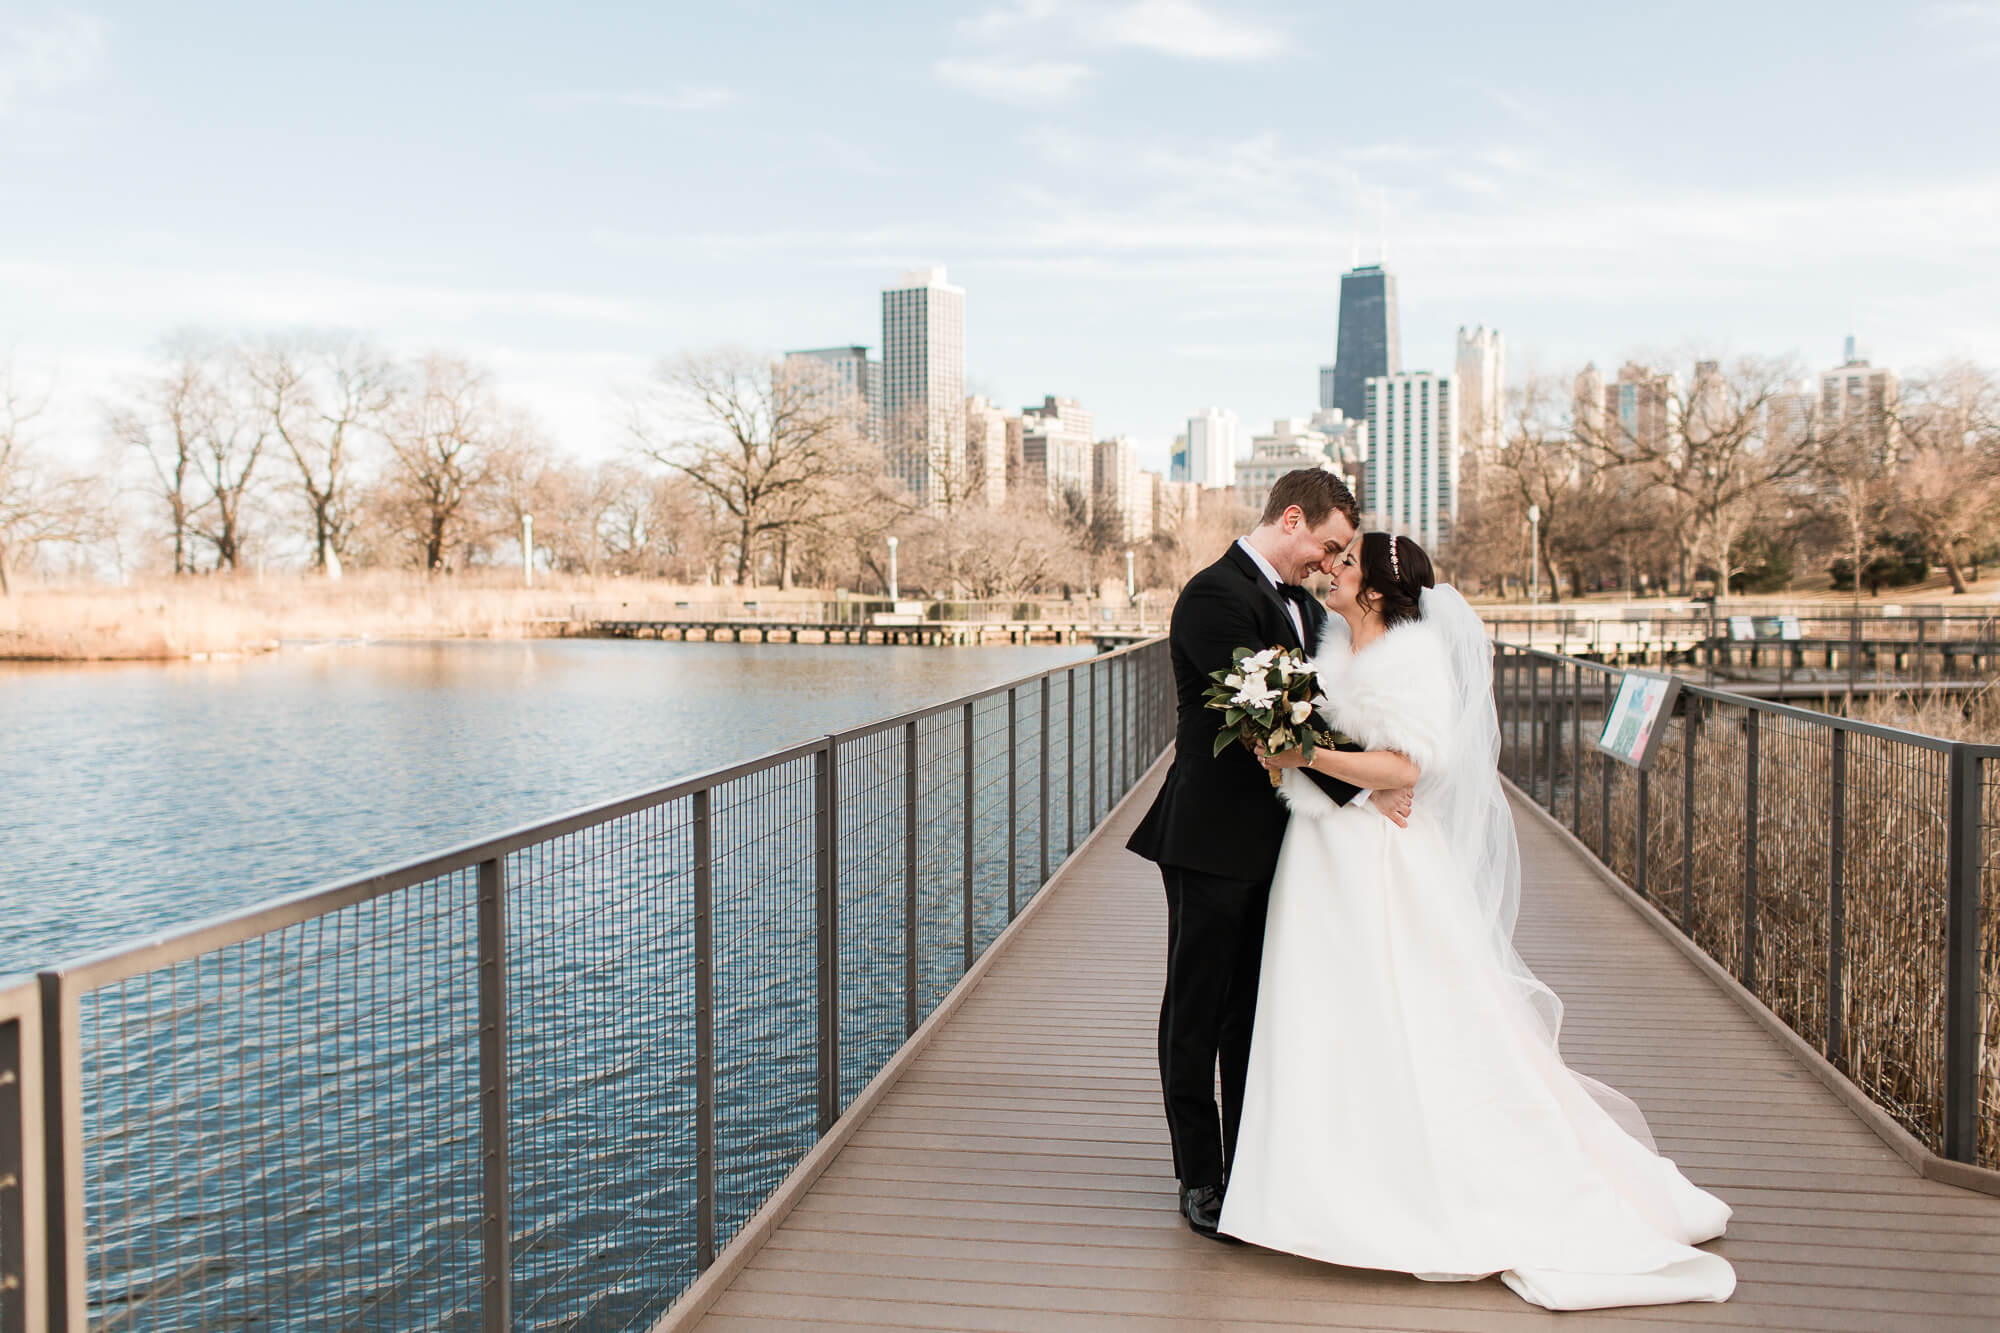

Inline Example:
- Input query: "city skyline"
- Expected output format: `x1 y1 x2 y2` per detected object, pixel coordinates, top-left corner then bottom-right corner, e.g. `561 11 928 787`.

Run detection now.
3 2 1995 477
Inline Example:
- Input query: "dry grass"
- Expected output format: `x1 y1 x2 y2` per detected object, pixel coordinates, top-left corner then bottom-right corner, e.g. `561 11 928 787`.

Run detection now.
0 572 834 661
1518 666 1999 1172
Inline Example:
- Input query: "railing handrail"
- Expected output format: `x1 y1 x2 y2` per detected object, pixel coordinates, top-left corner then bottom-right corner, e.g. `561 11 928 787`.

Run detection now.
26 632 1167 999
1493 639 2000 756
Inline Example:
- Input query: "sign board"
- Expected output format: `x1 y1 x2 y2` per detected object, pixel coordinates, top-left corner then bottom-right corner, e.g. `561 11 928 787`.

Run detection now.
1728 614 1802 642
1596 670 1683 771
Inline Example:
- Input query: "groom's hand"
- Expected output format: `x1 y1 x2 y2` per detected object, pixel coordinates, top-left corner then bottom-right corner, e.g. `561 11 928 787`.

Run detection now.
1371 787 1413 828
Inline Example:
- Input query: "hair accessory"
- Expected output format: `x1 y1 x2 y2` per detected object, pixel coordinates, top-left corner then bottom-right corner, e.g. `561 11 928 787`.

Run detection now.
1388 535 1401 582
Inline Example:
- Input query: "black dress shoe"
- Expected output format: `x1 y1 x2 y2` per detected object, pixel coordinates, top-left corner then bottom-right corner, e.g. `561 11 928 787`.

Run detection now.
1178 1183 1240 1242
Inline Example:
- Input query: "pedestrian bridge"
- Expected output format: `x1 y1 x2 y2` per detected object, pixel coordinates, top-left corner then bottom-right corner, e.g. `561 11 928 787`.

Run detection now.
658 761 2000 1332
5 636 1997 1332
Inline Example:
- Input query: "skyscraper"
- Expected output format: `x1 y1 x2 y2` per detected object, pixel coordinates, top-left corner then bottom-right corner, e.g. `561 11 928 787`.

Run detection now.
881 267 966 509
1819 338 1899 462
1020 395 1095 515
1454 326 1505 454
1184 408 1239 490
1330 264 1401 423
1093 435 1148 542
964 395 1009 508
783 345 880 443
1364 371 1459 550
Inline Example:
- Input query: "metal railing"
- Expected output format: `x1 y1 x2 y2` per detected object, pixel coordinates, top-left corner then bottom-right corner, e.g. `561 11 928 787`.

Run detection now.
1495 643 1998 1174
6 636 1174 1332
1483 608 2000 688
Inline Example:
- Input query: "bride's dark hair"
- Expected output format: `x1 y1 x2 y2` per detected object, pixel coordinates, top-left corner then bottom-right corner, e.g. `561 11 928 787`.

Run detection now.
1357 532 1435 628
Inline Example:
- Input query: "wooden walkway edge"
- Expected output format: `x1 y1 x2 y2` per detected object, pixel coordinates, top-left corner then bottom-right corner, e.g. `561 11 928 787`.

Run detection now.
662 758 2000 1332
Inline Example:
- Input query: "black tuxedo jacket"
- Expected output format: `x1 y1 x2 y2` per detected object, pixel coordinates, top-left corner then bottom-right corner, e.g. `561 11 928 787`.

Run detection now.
1127 542 1362 883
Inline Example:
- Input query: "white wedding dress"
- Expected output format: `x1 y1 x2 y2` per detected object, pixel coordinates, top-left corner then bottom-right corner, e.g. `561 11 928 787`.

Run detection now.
1217 587 1736 1310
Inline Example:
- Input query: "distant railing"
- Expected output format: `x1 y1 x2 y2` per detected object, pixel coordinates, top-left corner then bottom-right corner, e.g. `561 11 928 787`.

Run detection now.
1494 644 1998 1175
3 637 1174 1332
565 597 1154 627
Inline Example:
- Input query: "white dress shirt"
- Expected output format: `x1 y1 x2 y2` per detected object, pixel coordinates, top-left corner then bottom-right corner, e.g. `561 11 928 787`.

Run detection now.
1235 537 1371 808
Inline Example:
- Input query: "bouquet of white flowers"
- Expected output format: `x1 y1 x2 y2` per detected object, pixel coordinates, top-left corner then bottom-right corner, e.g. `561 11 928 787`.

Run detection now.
1203 645 1350 787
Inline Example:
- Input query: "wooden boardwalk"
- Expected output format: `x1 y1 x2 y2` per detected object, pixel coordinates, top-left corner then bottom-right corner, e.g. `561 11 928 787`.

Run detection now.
680 763 2000 1332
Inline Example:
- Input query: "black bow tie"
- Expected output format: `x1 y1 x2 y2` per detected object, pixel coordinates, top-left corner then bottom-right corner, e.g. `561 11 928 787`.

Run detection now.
1277 583 1318 610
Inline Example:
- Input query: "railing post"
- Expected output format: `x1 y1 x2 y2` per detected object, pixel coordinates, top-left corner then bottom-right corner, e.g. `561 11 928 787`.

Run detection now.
476 856 511 1331
1743 709 1760 991
1600 673 1613 858
1529 657 1542 802
816 739 839 1133
1827 728 1846 1068
962 702 975 974
1571 663 1583 833
1944 744 1982 1161
0 990 44 1333
1682 697 1698 935
692 789 716 1270
1007 689 1019 920
1088 661 1099 827
904 719 919 1037
1067 669 1077 855
1635 767 1650 901
1544 660 1559 809
1039 677 1051 887
35 974 83 1333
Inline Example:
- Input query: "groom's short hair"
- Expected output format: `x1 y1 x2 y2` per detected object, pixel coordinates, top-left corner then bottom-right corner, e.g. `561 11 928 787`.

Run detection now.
1260 469 1360 529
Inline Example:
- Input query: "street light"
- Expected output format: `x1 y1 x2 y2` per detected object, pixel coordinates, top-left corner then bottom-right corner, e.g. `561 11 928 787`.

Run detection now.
522 514 534 589
886 535 899 602
1124 549 1135 604
1526 503 1541 604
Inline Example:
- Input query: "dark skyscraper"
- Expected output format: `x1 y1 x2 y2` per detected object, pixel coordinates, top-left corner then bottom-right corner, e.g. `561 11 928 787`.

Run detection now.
1329 264 1401 423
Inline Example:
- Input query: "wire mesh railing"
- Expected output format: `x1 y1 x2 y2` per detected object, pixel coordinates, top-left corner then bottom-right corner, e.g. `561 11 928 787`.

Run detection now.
1495 643 1999 1174
13 636 1173 1333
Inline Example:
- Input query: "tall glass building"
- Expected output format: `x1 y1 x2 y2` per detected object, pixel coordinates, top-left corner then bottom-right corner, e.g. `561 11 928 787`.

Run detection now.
1329 264 1401 423
881 267 966 509
1364 371 1458 551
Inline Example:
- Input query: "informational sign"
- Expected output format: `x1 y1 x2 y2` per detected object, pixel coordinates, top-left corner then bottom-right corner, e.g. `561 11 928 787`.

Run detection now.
1728 614 1802 642
1597 670 1684 771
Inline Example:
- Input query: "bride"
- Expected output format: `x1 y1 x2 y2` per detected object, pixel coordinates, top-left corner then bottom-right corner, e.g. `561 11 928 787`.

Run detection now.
1216 532 1736 1311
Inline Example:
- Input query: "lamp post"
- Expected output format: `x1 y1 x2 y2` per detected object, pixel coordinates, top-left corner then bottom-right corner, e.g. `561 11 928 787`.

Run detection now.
1526 503 1541 604
521 514 534 589
886 535 899 602
1124 549 1135 605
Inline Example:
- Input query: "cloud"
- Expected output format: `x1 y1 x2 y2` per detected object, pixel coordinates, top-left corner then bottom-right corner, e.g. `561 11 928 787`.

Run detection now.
1091 0 1280 61
539 86 738 113
0 9 105 118
955 0 1280 64
934 57 1092 105
0 260 667 329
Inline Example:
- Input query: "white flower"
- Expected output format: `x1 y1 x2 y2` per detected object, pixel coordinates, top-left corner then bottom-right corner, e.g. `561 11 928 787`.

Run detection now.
1290 699 1313 724
1242 648 1279 672
1232 680 1278 710
1223 673 1243 688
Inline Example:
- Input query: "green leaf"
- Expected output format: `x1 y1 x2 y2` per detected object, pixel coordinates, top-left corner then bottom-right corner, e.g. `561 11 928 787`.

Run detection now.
1225 708 1245 726
1213 730 1237 757
1232 646 1254 663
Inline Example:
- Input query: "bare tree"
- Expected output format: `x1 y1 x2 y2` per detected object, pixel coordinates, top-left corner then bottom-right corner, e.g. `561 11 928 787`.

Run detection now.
108 341 215 574
186 346 271 571
1893 364 2000 594
1575 356 1814 602
0 363 102 594
381 354 495 571
628 350 876 586
249 336 396 578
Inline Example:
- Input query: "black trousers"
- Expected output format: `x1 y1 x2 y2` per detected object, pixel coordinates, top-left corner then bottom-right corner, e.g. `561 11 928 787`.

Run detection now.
1157 863 1271 1189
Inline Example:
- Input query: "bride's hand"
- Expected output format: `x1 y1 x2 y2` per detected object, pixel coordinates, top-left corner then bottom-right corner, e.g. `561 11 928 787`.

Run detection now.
1253 741 1310 770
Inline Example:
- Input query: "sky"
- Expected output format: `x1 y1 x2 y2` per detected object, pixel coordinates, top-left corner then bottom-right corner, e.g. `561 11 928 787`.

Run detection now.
5 0 1999 475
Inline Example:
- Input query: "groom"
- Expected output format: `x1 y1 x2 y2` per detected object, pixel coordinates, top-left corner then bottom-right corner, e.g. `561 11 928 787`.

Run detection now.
1127 469 1412 1239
